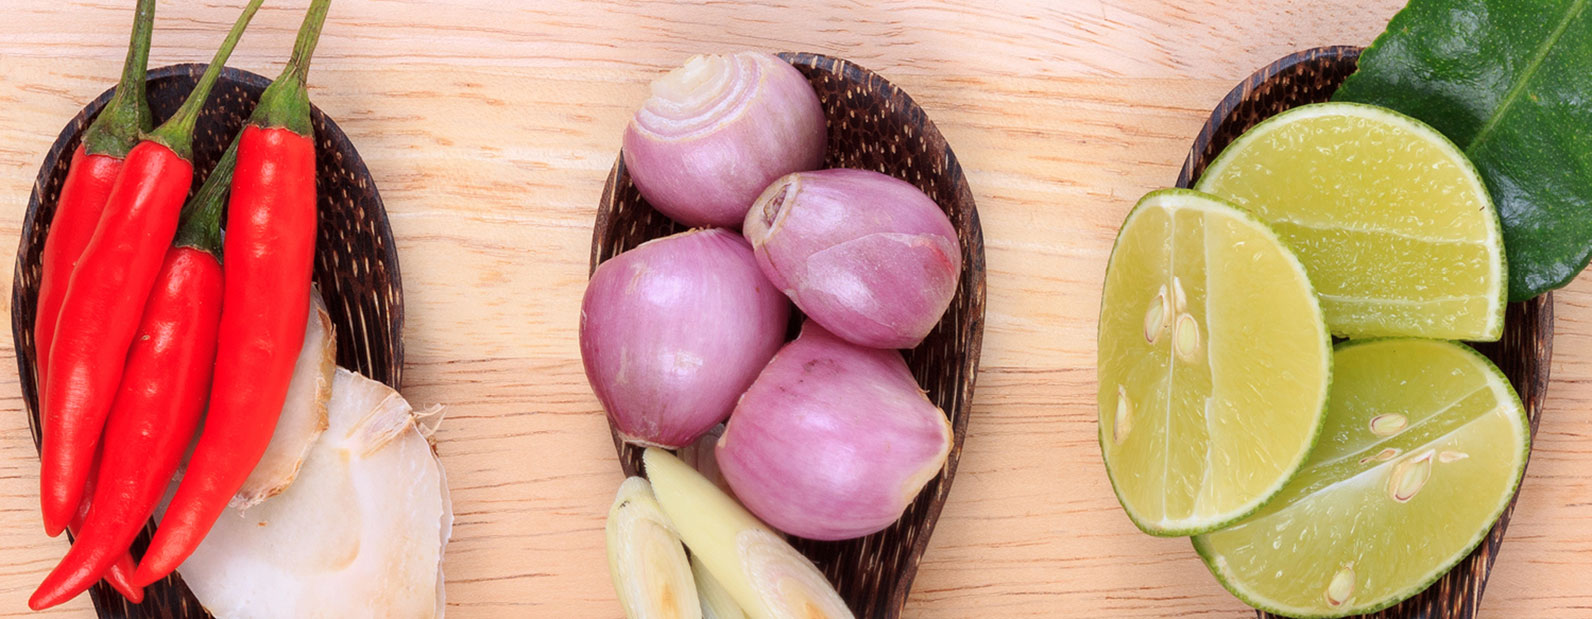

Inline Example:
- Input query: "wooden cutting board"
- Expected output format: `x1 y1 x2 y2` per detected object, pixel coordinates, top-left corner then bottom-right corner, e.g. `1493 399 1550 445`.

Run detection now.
0 1 1588 616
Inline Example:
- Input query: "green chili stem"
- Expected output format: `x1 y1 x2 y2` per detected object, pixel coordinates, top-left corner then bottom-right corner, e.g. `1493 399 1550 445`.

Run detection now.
252 0 332 136
172 135 240 257
81 0 156 157
145 0 265 161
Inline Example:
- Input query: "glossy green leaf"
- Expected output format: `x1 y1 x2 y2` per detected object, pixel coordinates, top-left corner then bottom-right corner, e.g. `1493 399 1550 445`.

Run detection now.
1335 0 1592 301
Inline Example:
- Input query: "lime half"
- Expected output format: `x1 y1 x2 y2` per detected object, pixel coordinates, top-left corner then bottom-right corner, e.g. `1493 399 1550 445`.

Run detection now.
1193 338 1530 618
1099 189 1331 536
1195 102 1506 341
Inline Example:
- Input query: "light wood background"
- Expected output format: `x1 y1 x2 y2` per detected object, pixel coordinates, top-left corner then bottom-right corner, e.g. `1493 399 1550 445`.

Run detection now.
1 1 1588 616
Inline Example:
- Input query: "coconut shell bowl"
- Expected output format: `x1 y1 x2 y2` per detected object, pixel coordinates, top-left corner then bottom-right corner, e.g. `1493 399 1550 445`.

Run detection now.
12 63 403 618
1177 46 1554 619
591 52 986 617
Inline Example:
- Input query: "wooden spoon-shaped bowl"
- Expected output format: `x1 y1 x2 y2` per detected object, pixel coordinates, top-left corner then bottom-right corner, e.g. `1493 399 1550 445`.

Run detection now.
1178 46 1554 619
591 52 986 617
11 63 403 618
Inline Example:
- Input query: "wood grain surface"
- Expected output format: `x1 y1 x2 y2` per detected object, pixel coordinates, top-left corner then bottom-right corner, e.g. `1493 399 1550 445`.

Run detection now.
1 1 1588 617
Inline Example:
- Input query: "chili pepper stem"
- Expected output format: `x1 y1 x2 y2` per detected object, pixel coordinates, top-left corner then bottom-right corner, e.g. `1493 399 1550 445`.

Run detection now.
81 0 155 157
253 0 332 136
144 0 265 162
173 137 239 257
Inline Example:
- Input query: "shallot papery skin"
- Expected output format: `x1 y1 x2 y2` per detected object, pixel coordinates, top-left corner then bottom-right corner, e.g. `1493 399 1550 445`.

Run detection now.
744 168 960 349
623 52 826 228
717 321 952 540
581 228 790 449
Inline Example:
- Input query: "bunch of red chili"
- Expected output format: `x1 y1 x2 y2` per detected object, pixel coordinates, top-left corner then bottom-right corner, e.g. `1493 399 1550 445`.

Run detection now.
29 0 332 609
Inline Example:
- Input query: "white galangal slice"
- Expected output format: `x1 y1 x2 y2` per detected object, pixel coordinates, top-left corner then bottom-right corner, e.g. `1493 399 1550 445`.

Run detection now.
178 368 451 618
234 287 336 508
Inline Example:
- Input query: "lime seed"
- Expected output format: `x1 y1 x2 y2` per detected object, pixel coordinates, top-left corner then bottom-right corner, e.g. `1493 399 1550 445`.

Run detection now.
1389 450 1435 503
1359 447 1401 465
1174 314 1201 361
1370 413 1408 437
1145 287 1169 343
1439 450 1469 464
1113 386 1133 445
1325 565 1355 607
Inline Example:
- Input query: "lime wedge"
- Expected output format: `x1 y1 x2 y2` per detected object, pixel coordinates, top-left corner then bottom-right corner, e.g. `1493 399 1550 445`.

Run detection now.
1193 338 1530 618
1099 189 1331 536
1195 102 1506 341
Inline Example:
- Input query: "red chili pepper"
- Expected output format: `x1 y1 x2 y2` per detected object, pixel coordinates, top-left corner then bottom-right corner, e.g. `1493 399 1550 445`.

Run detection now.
32 3 157 600
34 0 154 399
29 187 229 608
65 457 143 604
135 0 331 586
39 0 262 538
28 139 236 610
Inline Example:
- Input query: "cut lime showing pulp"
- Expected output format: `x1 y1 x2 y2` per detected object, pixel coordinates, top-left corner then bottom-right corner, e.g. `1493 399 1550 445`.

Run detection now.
1195 102 1506 341
1098 189 1331 536
1193 338 1529 618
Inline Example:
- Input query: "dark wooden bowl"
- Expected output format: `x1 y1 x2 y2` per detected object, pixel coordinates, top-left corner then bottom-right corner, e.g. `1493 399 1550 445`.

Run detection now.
591 52 985 617
11 63 403 618
1178 46 1555 619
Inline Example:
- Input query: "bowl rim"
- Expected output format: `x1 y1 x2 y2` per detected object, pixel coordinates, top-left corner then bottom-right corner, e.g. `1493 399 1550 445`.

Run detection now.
1176 45 1364 187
